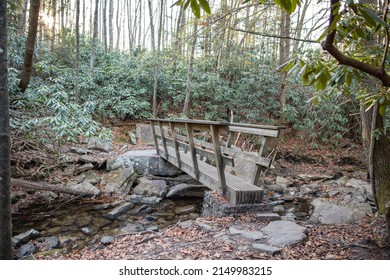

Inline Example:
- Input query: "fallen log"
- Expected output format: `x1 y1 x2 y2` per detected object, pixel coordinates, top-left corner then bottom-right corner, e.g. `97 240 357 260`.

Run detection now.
11 178 97 197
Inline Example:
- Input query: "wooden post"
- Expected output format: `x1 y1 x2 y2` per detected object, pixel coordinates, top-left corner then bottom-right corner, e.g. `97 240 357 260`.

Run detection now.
158 121 168 159
150 120 160 156
185 123 199 179
210 125 227 196
169 122 181 168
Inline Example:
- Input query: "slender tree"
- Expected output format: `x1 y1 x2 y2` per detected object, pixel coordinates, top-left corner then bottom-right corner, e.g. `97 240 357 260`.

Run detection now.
20 0 29 34
75 0 80 102
102 0 107 50
278 10 291 124
108 0 113 50
0 0 12 260
19 0 40 92
183 20 198 116
90 0 99 77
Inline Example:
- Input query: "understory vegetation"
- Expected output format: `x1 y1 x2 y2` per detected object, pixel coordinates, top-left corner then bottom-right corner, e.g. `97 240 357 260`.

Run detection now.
8 29 357 151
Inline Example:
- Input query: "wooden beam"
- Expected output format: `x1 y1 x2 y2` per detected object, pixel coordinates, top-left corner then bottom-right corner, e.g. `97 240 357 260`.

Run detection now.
158 121 168 159
210 125 227 196
229 125 280 138
169 122 181 168
185 123 199 179
150 121 160 156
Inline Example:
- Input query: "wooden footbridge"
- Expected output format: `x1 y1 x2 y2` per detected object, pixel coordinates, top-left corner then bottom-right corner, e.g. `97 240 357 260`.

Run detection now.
149 118 284 205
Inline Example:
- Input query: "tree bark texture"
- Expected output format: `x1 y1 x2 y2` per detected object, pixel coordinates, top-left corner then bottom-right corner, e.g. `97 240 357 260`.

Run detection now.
183 20 198 116
109 0 114 50
90 0 99 78
19 0 40 92
278 10 291 125
102 0 107 50
0 0 12 259
20 0 29 34
75 0 80 102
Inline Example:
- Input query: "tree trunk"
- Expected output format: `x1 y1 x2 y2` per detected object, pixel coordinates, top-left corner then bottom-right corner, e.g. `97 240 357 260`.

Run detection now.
183 20 198 117
20 0 29 34
11 179 99 197
90 0 99 78
278 10 291 125
19 0 40 92
0 0 12 259
109 0 114 50
75 0 80 103
50 0 57 50
102 0 107 50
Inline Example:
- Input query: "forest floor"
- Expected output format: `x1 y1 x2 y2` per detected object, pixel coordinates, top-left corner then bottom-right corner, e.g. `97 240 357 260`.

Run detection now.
12 124 390 260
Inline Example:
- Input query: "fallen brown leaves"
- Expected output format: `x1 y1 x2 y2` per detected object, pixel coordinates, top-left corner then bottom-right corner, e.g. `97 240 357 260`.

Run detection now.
37 215 389 260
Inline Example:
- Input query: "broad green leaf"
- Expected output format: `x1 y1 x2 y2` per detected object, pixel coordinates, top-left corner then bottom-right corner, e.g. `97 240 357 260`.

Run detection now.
360 6 390 28
379 105 387 116
359 8 377 28
198 0 211 14
281 59 296 72
191 0 201 18
355 28 366 39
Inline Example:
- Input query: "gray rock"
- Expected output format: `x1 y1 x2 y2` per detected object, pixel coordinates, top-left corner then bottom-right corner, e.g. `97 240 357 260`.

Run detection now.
229 227 263 241
179 220 194 229
166 183 208 198
102 167 137 194
255 213 281 221
82 170 101 185
281 212 297 222
253 243 282 255
128 131 137 145
67 181 101 196
81 227 91 235
74 163 94 175
297 174 333 181
126 194 162 205
69 147 89 155
310 198 372 224
12 229 40 247
276 176 290 187
328 189 341 197
78 155 99 163
41 191 58 202
272 205 285 215
120 224 144 234
174 205 197 215
266 184 285 193
198 223 213 232
106 149 181 176
17 243 36 258
101 236 115 245
45 236 60 249
261 221 307 247
105 202 135 220
133 178 168 198
87 137 113 153
136 124 155 144
346 178 371 194
146 226 158 232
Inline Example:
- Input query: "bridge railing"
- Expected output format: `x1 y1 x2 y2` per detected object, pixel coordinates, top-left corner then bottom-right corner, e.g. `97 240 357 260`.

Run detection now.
149 118 285 204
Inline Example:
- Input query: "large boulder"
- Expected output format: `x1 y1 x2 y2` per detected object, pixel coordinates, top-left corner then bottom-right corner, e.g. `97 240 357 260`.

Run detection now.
135 124 155 144
106 149 182 176
261 220 307 247
309 198 372 224
166 183 208 198
132 178 168 198
101 167 137 194
86 137 113 153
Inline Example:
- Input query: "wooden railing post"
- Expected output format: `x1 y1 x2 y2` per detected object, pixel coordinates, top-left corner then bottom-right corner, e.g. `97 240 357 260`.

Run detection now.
150 120 160 156
158 121 169 159
169 121 181 168
210 125 227 196
185 123 199 180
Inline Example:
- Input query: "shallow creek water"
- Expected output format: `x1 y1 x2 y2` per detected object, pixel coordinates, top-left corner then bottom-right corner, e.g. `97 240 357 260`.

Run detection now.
12 196 204 255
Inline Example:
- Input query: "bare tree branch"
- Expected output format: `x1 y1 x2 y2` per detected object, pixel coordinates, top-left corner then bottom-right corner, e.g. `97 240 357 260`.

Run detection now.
321 0 390 86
